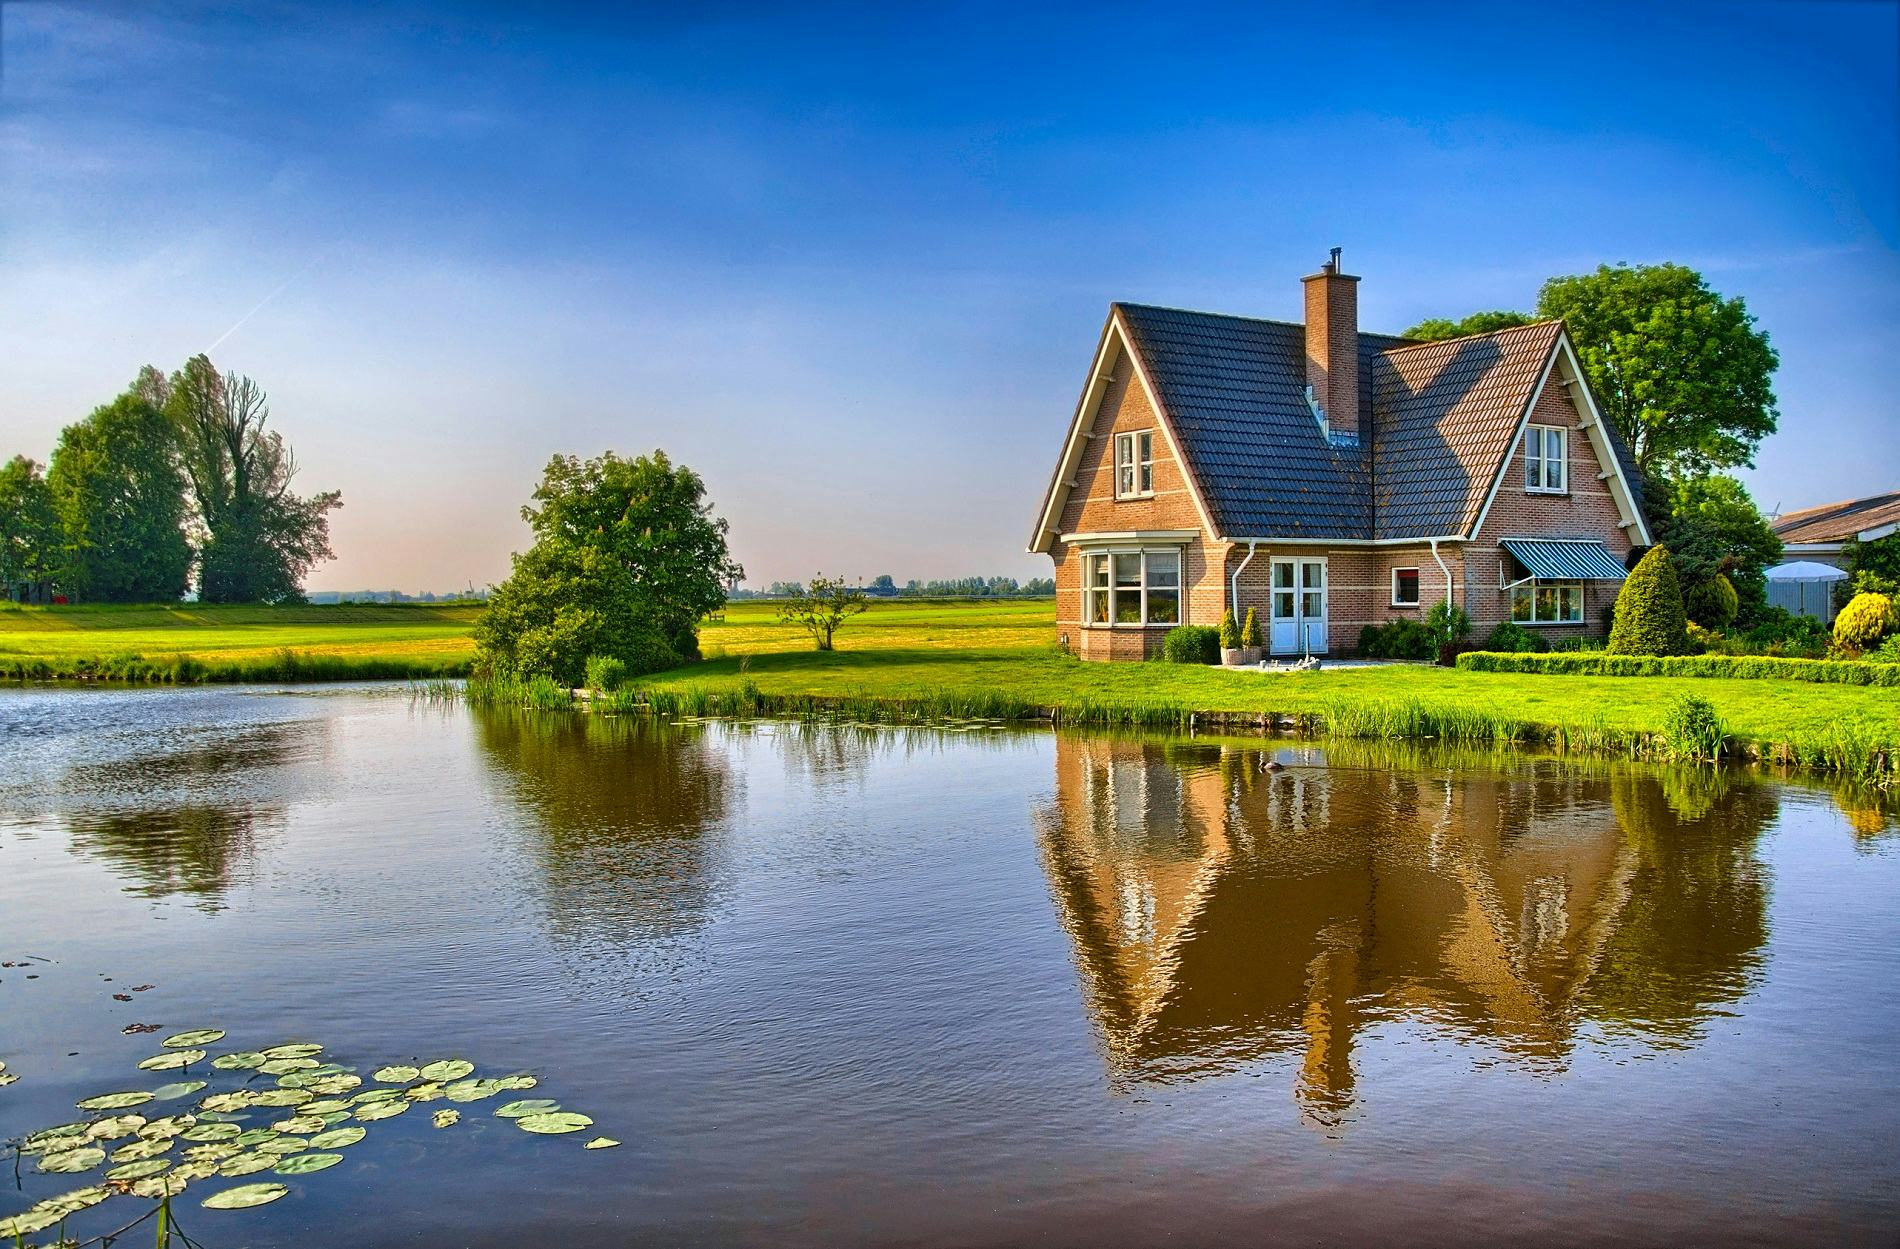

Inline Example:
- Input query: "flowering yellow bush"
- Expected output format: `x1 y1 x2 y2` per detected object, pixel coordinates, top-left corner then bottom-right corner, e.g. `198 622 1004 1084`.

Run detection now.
1833 591 1897 655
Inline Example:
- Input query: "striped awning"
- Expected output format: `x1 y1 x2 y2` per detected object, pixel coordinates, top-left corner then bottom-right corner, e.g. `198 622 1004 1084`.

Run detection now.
1500 538 1629 580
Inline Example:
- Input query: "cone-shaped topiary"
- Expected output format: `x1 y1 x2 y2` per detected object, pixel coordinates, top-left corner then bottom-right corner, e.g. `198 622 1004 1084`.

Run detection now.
1683 572 1739 629
1833 591 1896 655
1218 609 1239 650
1240 607 1261 649
1607 546 1689 656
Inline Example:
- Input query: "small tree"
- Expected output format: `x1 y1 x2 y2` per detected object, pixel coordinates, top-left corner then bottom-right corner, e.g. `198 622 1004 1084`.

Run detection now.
778 574 868 651
1218 609 1239 650
1683 573 1739 629
1833 592 1896 657
1240 607 1261 649
1608 546 1690 656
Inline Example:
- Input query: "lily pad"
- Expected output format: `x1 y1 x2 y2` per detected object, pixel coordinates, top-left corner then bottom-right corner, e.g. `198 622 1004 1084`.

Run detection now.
201 1181 289 1210
138 1049 205 1071
152 1080 208 1100
130 1173 191 1199
302 1098 351 1115
431 1109 460 1129
112 1138 173 1161
494 1074 539 1091
212 1052 267 1071
233 1129 279 1148
217 1152 276 1177
354 1099 408 1122
274 1151 343 1175
373 1065 420 1083
199 1091 259 1113
106 1158 171 1181
38 1145 107 1173
583 1137 621 1150
306 1074 362 1094
352 1087 402 1104
418 1059 474 1082
31 1185 110 1217
261 1044 323 1060
184 1143 242 1162
138 1114 197 1139
309 1126 366 1148
404 1081 446 1102
172 1159 220 1181
0 1210 61 1238
515 1111 593 1135
77 1090 154 1110
259 1057 318 1075
495 1098 561 1119
0 1072 17 1088
256 1137 308 1155
272 1116 327 1135
162 1029 227 1048
87 1114 149 1140
182 1123 243 1142
252 1088 314 1107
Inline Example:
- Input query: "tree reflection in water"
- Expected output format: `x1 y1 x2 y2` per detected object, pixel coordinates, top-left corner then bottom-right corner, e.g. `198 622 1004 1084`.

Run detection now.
1036 735 1776 1133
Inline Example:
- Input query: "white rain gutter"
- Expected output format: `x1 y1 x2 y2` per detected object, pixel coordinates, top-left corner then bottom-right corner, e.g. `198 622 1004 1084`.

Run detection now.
1231 539 1259 620
1429 537 1455 608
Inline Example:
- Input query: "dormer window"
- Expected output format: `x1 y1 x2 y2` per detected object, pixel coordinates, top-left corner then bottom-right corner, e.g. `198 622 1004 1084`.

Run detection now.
1114 430 1154 499
1525 425 1567 493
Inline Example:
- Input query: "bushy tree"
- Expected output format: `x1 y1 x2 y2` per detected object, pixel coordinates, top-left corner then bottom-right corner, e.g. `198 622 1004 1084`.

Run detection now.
1833 592 1896 656
1683 573 1739 630
1663 474 1780 625
163 356 341 603
1536 264 1778 478
777 574 868 651
0 456 62 598
1402 310 1536 341
46 386 191 602
1837 532 1900 607
1608 546 1690 656
475 449 739 683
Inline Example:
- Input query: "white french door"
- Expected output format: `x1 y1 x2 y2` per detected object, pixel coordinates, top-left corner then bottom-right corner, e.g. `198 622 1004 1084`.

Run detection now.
1268 558 1328 656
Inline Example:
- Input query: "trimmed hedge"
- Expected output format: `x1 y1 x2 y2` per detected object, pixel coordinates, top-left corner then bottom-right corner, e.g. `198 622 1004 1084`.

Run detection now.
1163 624 1221 665
1456 650 1900 686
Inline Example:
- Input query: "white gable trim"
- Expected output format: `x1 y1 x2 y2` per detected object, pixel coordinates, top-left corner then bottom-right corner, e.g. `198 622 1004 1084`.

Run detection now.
1027 309 1222 553
1463 330 1653 546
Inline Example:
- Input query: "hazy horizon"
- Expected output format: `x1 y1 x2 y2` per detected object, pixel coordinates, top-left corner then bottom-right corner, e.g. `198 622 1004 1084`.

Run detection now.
4 1 1895 592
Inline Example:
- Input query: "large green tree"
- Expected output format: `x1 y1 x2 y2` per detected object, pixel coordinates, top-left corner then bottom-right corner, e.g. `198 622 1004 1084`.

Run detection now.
46 385 192 602
162 355 341 603
1536 264 1778 478
1660 474 1782 626
1402 310 1536 341
474 449 741 684
0 456 63 598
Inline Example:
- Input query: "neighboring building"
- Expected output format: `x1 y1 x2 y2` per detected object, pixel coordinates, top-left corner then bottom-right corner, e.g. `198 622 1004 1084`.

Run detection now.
1769 490 1900 568
1027 252 1652 659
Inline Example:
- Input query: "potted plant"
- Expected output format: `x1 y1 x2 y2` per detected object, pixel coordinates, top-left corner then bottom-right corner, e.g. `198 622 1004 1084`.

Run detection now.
1239 607 1262 665
1219 609 1242 665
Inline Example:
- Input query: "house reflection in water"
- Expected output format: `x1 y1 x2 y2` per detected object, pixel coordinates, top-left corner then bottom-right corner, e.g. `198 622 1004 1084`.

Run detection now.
1035 735 1772 1131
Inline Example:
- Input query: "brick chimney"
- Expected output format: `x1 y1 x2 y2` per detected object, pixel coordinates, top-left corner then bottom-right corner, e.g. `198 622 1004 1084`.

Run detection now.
1303 247 1360 444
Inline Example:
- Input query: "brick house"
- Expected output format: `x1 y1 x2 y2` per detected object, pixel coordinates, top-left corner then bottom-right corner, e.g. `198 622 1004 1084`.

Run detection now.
1027 252 1653 660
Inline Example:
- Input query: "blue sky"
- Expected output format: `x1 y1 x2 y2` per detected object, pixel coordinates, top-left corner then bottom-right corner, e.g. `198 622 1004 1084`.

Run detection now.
3 0 1895 590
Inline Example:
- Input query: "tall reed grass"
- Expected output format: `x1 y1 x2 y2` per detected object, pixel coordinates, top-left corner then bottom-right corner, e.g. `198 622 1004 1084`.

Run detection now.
0 647 470 684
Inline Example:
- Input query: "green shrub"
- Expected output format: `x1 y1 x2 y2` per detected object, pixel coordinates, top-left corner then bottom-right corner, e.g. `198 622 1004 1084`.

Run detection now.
1661 693 1726 761
1218 609 1239 650
1683 572 1739 628
1455 650 1900 686
584 654 629 692
1738 607 1832 658
1359 619 1436 659
1834 591 1897 656
1482 621 1546 653
1163 624 1221 665
1871 635 1900 664
1608 546 1689 656
1425 599 1471 644
1240 607 1261 649
1685 622 1723 653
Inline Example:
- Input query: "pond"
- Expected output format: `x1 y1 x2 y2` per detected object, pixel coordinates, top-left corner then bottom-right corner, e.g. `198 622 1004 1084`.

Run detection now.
1 686 1896 1246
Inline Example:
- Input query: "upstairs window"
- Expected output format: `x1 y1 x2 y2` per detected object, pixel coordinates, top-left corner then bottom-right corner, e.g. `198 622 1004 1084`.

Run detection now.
1115 430 1154 499
1525 425 1567 493
1391 567 1421 607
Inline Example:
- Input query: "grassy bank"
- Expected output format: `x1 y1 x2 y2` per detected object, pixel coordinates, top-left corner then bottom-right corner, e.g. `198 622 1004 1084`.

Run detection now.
0 601 480 681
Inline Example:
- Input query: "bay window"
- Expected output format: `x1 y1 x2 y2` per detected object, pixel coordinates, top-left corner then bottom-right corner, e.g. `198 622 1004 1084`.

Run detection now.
1524 425 1566 493
1115 430 1155 499
1510 579 1584 624
1083 548 1181 626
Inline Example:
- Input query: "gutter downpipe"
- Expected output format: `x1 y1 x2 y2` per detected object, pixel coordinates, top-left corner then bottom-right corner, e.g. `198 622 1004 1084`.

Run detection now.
1231 539 1259 623
1429 537 1455 612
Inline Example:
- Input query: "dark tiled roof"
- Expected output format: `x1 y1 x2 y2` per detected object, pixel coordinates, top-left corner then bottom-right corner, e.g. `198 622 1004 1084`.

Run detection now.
1771 491 1900 544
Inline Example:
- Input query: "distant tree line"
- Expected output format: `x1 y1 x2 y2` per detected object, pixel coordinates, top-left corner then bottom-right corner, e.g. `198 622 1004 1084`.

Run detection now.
0 357 340 604
729 574 1055 600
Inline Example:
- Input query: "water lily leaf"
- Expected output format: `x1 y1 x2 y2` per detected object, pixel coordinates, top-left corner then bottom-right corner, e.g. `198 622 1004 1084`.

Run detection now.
138 1115 197 1139
233 1129 279 1148
495 1099 560 1119
199 1091 259 1113
0 1210 62 1238
32 1185 110 1217
217 1152 276 1177
201 1181 288 1210
444 1078 505 1103
163 1029 226 1048
316 1110 349 1126
212 1052 267 1071
251 1089 314 1107
273 1116 326 1135
403 1081 445 1102
27 1122 91 1149
182 1123 242 1142
38 1145 106 1173
353 1099 408 1122
152 1080 208 1100
431 1109 460 1128
184 1143 241 1162
172 1159 219 1181
0 1072 17 1087
583 1137 621 1150
138 1049 204 1071
106 1158 171 1181
352 1088 402 1104
308 1126 366 1149
111 1139 173 1162
274 1152 343 1175
307 1074 361 1094
515 1112 593 1135
418 1059 473 1082
261 1044 323 1060
258 1057 318 1075
195 1109 250 1123
494 1074 538 1091
373 1065 420 1083
77 1090 154 1110
87 1114 148 1140
256 1137 308 1156
130 1173 191 1199
301 1098 351 1115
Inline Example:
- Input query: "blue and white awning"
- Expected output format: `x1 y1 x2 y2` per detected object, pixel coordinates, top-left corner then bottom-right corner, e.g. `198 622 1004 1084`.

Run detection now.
1500 538 1630 580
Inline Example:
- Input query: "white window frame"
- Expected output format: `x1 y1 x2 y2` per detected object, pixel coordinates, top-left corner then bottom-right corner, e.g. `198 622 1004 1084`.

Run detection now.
1390 567 1421 608
1081 546 1181 628
1509 579 1585 625
1524 424 1567 494
1114 430 1155 500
